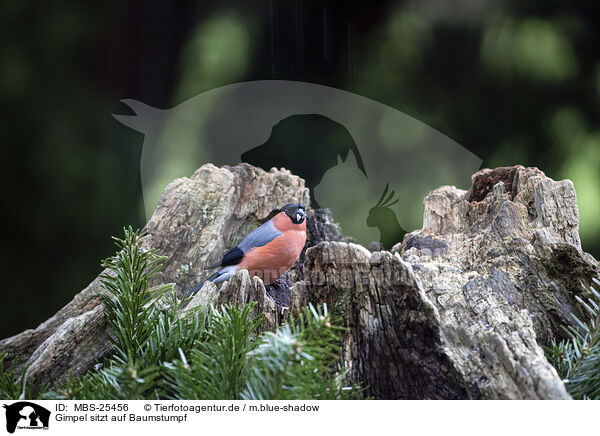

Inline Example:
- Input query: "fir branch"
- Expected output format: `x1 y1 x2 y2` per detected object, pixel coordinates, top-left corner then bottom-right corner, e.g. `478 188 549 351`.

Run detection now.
163 304 263 400
242 304 361 400
0 354 29 400
546 278 600 399
100 226 173 365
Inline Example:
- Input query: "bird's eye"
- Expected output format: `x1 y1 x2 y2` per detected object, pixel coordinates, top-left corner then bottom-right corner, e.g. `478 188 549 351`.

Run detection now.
296 213 302 222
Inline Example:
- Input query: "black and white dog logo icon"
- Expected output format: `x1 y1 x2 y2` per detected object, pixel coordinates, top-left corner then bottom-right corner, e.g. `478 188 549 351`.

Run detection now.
3 402 50 433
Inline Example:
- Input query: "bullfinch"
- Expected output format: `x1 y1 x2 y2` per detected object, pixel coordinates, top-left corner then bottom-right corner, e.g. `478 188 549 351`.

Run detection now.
189 204 307 295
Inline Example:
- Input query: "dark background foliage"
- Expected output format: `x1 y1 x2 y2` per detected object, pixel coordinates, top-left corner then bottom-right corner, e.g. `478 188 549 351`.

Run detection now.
1 0 599 338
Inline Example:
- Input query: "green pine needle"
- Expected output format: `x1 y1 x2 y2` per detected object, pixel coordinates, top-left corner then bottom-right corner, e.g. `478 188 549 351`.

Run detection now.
545 278 600 399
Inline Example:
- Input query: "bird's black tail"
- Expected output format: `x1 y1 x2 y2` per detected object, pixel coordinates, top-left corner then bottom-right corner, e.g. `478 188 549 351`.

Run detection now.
187 258 229 296
186 270 222 297
187 282 205 297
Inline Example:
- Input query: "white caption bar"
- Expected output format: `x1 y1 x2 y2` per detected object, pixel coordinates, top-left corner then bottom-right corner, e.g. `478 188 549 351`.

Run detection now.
0 400 592 436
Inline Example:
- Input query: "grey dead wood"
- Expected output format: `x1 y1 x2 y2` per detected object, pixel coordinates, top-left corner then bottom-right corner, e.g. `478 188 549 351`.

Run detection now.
1 164 597 399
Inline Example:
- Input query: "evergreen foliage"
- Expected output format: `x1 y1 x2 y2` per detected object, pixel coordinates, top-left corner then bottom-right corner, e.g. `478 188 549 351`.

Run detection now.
545 278 600 399
242 305 354 400
0 353 39 400
0 227 361 400
99 227 175 366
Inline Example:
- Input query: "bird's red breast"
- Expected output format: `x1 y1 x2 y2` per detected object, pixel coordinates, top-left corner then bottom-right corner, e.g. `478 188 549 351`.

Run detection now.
238 211 307 284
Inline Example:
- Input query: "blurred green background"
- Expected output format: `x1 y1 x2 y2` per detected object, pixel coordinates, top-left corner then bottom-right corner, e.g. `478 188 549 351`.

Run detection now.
1 0 599 338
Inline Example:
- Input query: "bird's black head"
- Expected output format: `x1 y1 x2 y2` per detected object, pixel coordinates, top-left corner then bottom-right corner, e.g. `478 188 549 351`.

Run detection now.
281 203 306 224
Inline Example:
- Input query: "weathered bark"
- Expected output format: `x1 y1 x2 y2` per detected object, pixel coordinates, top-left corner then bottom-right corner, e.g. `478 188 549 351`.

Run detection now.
0 278 110 387
404 166 599 345
1 164 597 399
292 242 474 399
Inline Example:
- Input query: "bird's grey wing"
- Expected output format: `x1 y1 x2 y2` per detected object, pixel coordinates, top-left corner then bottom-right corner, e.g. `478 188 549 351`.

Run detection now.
237 219 283 253
210 220 283 268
